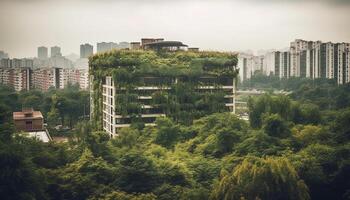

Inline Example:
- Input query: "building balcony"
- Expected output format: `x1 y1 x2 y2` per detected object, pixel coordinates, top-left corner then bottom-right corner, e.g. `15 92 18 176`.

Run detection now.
115 113 165 119
115 123 157 128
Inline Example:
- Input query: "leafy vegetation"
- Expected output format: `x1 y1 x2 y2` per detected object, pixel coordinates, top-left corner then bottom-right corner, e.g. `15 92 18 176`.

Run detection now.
89 50 239 127
1 77 350 199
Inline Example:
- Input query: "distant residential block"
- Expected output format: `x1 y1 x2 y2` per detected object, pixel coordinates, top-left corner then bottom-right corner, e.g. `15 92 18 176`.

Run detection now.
80 43 93 58
38 46 48 59
97 42 118 53
0 50 9 59
0 67 32 91
51 46 61 57
239 39 350 85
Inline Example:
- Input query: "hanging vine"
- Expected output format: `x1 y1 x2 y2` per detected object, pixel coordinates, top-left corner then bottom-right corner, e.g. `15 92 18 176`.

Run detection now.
89 49 239 129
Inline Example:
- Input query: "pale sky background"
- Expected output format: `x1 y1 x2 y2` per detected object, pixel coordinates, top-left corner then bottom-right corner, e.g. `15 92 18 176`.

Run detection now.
0 0 349 58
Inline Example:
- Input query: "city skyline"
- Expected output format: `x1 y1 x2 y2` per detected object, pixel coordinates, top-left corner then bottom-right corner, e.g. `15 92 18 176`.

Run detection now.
1 0 350 58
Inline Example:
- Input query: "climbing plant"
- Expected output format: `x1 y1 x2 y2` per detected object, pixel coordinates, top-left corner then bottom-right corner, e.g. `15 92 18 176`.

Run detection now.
89 49 239 129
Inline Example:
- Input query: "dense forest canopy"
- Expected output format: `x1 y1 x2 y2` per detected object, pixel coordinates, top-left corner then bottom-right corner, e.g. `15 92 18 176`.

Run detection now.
1 76 350 199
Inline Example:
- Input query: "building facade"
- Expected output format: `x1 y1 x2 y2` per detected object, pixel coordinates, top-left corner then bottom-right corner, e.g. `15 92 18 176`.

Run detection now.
90 48 237 137
0 51 9 59
97 42 118 53
51 46 61 57
38 46 48 59
0 67 32 91
80 43 94 58
242 39 350 84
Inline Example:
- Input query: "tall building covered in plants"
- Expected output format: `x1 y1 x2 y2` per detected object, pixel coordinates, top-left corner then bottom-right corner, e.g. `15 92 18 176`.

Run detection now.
89 42 238 137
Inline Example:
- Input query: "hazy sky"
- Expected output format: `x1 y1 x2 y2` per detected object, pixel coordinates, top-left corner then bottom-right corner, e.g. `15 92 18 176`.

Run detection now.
0 0 349 58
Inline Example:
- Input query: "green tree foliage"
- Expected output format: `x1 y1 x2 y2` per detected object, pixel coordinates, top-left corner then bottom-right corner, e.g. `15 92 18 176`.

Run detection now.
234 130 281 156
89 50 239 127
1 78 350 199
0 149 47 200
90 191 156 200
211 157 310 200
332 108 350 142
262 114 290 138
0 103 14 142
114 151 161 193
154 117 181 148
48 149 117 200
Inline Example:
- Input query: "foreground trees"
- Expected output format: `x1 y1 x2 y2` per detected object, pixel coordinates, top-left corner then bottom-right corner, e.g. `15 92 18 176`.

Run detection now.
1 82 350 199
211 157 309 200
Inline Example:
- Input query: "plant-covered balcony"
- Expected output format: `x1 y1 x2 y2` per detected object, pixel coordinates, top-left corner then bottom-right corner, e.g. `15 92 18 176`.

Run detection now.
89 50 239 128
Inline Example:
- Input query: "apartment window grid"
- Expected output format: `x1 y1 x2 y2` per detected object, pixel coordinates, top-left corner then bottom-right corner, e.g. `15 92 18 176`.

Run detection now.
102 76 116 136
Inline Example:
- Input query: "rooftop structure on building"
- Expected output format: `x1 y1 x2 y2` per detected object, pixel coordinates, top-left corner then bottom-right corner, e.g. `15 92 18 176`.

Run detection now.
143 40 188 51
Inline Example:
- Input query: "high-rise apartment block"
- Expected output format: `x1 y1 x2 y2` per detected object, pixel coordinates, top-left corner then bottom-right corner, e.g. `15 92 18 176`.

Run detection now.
97 42 131 53
80 43 94 58
0 67 32 91
32 68 61 91
1 66 89 92
0 51 9 59
97 42 118 53
51 46 61 57
238 54 264 82
58 68 89 90
241 39 350 84
118 42 130 49
32 68 89 91
0 58 34 68
38 46 48 59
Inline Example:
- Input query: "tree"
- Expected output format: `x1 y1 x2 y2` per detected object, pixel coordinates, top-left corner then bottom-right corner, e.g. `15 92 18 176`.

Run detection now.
293 125 329 147
22 95 42 110
47 107 60 127
234 130 281 156
90 190 156 200
299 103 321 125
154 118 181 148
0 148 46 200
114 151 161 193
333 108 350 142
0 103 14 142
111 127 139 148
216 128 240 155
47 149 117 200
211 157 310 200
262 114 290 138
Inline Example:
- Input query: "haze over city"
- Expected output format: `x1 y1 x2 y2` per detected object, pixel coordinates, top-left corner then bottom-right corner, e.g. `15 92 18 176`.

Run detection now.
1 0 350 58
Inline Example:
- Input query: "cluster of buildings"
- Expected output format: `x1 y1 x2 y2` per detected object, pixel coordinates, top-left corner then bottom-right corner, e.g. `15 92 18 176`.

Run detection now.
0 67 89 91
239 39 350 84
35 46 74 69
0 45 91 91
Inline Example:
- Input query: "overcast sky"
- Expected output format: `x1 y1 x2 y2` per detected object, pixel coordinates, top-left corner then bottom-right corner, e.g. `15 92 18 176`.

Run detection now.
0 0 349 58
